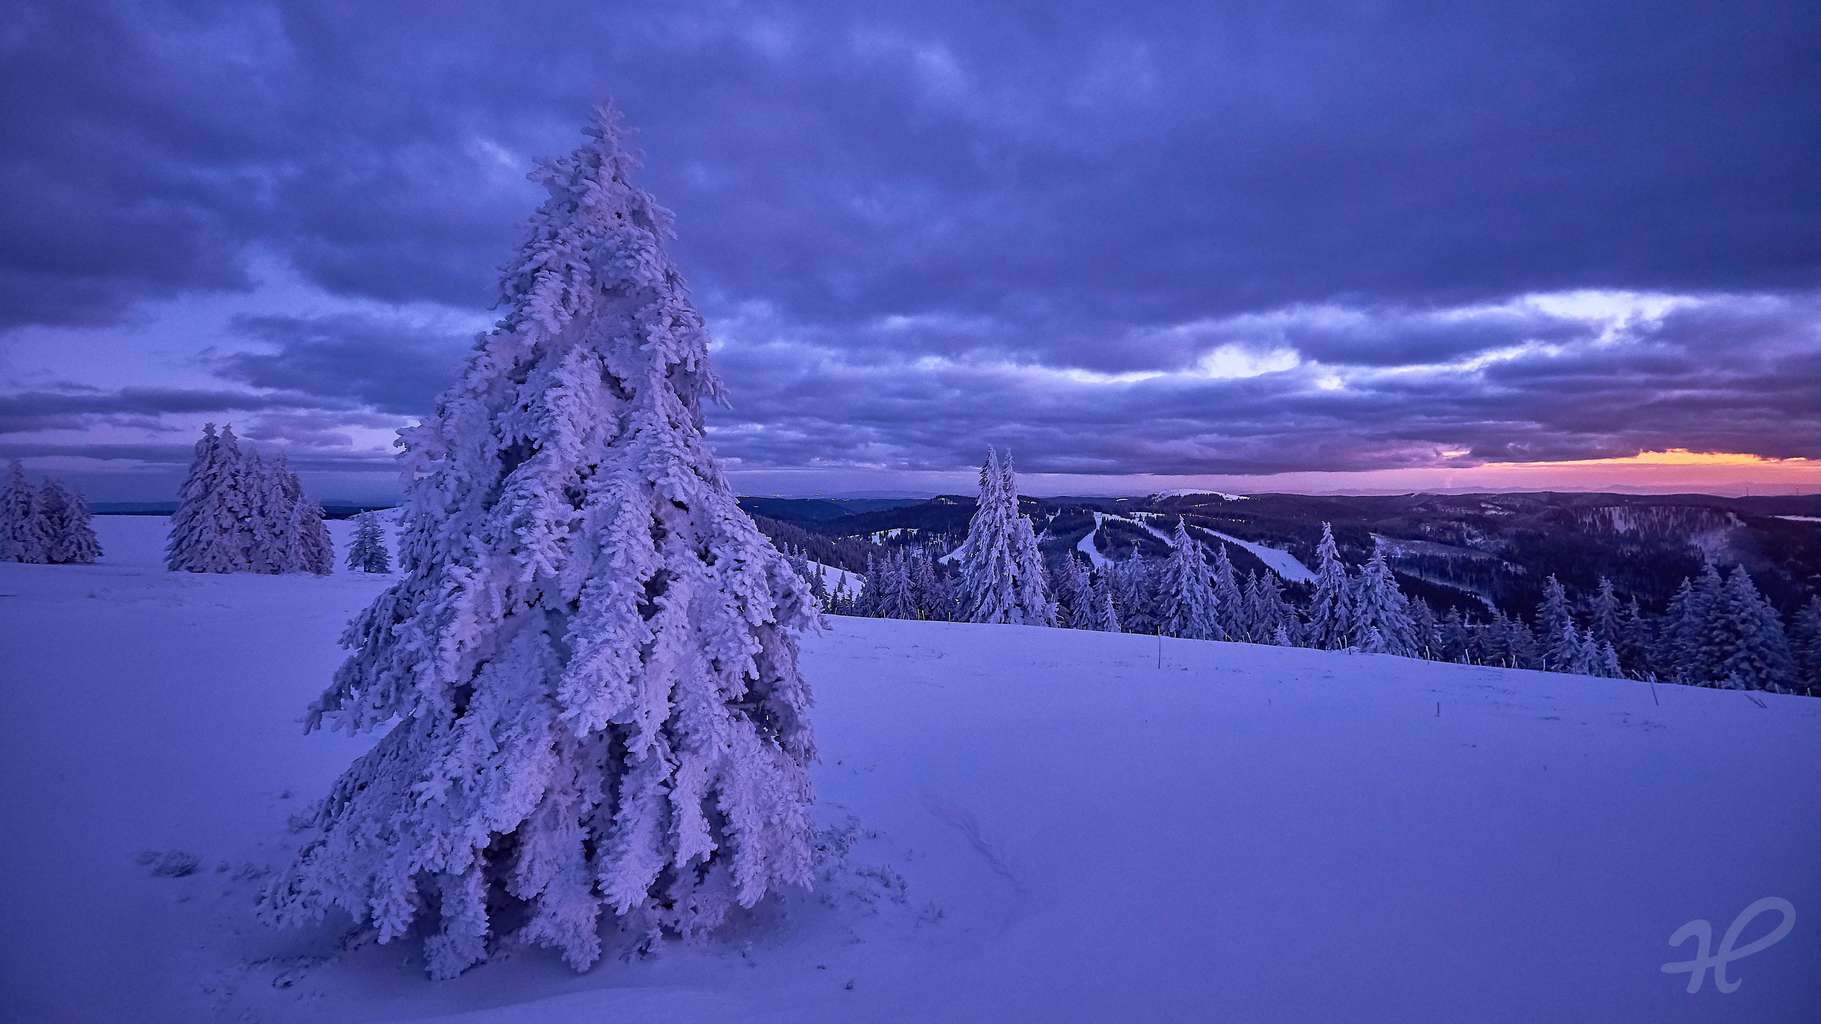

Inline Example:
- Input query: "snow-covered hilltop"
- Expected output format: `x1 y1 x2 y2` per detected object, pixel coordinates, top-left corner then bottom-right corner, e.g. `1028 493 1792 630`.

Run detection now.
3 515 1817 1022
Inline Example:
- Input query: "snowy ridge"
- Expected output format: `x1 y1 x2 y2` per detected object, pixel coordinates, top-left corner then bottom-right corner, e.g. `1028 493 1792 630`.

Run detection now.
1150 489 1250 501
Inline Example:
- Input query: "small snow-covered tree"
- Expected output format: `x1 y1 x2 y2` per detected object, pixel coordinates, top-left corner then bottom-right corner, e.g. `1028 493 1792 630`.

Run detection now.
1304 522 1351 649
908 549 947 620
1615 596 1654 679
1109 549 1153 634
37 479 101 564
1208 542 1244 640
870 548 918 620
1407 597 1440 660
1060 557 1099 630
1 461 50 563
345 511 392 573
1661 576 1705 683
1438 608 1475 664
260 109 818 978
1243 571 1294 645
1087 571 1121 632
955 448 1053 625
295 501 334 576
1587 577 1621 652
1535 575 1576 669
1485 611 1541 669
1789 596 1821 694
1158 517 1221 640
1348 540 1418 657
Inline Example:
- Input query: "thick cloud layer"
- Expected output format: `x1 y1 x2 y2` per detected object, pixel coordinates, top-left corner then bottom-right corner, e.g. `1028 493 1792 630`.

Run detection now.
1 1 1817 490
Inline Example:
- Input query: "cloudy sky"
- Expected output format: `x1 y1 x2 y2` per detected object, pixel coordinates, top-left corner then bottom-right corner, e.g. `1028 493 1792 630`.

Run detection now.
2 1 1818 500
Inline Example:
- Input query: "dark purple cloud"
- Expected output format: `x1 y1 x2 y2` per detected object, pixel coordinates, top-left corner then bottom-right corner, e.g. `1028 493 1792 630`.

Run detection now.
0 1 1816 489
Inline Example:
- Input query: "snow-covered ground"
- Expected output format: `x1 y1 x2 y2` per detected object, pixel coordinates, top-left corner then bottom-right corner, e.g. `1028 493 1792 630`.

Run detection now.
806 559 863 594
3 516 1819 1022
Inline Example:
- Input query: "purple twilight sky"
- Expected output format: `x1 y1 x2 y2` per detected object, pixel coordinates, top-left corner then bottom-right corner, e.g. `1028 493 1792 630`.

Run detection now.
1 1 1818 501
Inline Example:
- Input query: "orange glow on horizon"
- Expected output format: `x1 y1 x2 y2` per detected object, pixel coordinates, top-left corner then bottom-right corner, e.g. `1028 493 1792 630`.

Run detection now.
1497 448 1813 471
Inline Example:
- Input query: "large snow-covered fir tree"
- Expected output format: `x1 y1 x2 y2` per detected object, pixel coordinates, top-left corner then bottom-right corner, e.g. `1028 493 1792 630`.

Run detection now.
0 460 50 564
260 108 819 978
37 479 101 565
954 447 1054 625
166 424 254 572
295 499 334 576
345 511 392 573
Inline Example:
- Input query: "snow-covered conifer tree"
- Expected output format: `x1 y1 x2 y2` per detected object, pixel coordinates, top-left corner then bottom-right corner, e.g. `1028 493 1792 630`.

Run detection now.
1592 638 1624 679
1208 543 1244 640
1588 577 1621 651
260 109 819 978
908 550 944 620
1544 617 1587 673
1438 608 1475 664
955 448 1053 625
1407 597 1440 660
1615 596 1653 679
1109 549 1153 634
1304 522 1351 649
1710 566 1795 691
1158 517 1221 640
1088 571 1121 632
165 424 258 573
1661 576 1704 683
1348 540 1418 657
1000 453 1055 625
1535 575 1576 669
1789 596 1821 694
1060 557 1098 629
0 461 49 563
37 479 101 564
871 548 918 619
345 512 392 573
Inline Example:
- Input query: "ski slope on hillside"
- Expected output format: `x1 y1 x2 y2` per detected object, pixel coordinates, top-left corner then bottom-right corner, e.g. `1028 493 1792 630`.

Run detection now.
2 517 1818 1022
1199 527 1315 583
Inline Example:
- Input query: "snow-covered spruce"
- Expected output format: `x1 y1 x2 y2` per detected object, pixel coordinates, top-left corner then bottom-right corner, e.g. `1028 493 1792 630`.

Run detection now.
1304 522 1351 650
954 448 1054 625
345 512 392 573
1 460 50 563
1347 540 1419 657
259 109 819 979
37 479 101 565
1157 517 1220 640
165 425 332 574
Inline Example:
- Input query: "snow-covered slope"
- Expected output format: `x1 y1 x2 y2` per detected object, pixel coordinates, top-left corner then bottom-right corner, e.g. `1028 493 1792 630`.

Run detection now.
2 517 1818 1022
806 559 863 594
1198 527 1315 583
